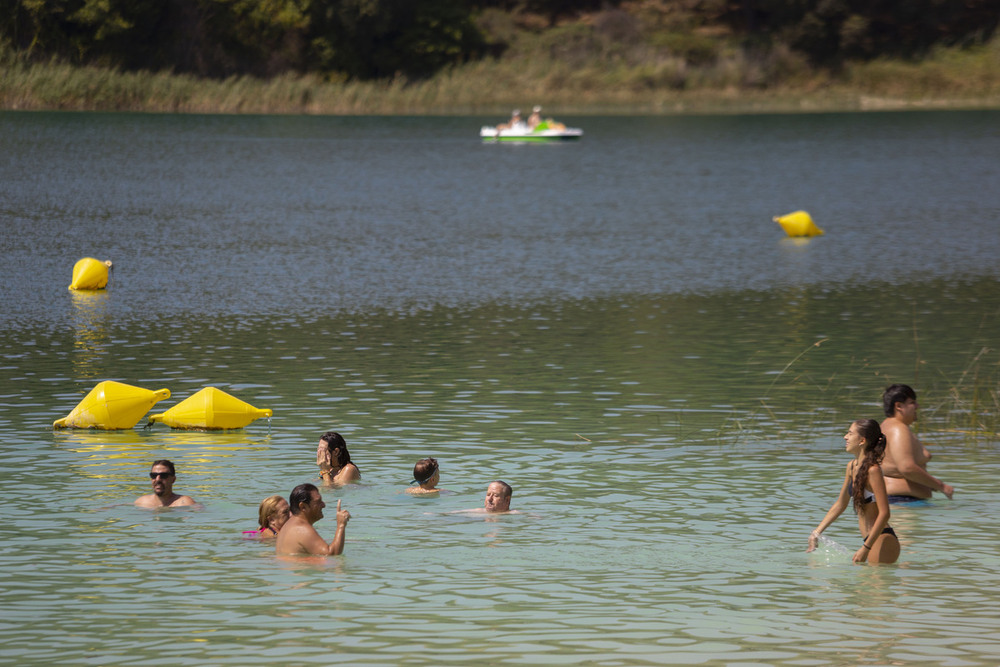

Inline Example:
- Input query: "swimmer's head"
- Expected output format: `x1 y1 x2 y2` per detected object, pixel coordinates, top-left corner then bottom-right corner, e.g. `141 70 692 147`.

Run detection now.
484 480 512 512
412 458 439 486
320 431 353 468
258 495 290 531
289 483 321 517
882 384 916 417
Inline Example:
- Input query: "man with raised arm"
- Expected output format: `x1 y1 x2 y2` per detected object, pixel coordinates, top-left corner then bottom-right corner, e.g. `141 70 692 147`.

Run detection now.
275 483 350 556
880 384 955 502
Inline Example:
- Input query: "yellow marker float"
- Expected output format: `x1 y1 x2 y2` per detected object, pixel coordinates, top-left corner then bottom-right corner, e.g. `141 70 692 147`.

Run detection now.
147 387 273 430
69 258 114 290
54 381 171 429
773 211 824 237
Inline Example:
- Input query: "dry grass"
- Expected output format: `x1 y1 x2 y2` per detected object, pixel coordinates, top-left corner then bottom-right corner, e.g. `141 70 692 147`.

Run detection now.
2 33 1000 115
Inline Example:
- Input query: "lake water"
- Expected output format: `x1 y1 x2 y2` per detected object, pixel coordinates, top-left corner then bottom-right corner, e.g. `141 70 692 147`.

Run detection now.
1 110 999 665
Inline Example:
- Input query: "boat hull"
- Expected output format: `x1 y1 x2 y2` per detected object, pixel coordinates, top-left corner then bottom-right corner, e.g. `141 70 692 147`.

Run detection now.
480 127 583 142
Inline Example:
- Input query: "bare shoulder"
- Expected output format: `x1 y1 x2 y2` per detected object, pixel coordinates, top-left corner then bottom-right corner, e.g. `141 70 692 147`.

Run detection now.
881 417 906 437
333 465 361 485
171 495 198 507
881 418 912 447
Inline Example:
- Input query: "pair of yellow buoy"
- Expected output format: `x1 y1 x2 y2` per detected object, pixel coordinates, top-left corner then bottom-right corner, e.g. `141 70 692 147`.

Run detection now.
53 382 273 430
773 210 824 237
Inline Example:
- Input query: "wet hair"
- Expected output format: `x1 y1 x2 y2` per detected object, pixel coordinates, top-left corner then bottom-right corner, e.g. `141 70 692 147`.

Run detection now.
320 431 358 471
490 480 513 499
289 483 319 515
258 495 287 528
412 458 439 484
883 384 916 417
151 459 176 475
851 419 887 513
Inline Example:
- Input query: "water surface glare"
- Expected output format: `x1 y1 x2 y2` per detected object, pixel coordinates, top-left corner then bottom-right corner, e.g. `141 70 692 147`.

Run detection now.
1 111 999 665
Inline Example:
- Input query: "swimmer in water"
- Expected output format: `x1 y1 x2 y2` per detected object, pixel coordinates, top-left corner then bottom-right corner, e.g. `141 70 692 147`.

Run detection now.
807 419 900 564
405 458 443 495
275 483 350 556
245 495 290 538
879 384 954 503
316 431 361 486
135 460 199 508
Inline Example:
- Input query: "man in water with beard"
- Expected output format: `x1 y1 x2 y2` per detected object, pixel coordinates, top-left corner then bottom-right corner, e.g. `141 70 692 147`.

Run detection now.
135 459 199 508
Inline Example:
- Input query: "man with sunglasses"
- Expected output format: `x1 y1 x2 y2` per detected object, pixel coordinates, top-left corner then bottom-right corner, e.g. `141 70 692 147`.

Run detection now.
135 460 199 508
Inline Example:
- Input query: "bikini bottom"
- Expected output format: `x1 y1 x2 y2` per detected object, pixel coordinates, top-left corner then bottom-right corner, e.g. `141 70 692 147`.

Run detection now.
865 526 898 542
888 494 929 504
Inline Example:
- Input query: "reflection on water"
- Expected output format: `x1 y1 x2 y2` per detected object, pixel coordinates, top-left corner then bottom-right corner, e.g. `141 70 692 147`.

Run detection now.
69 289 112 381
1 112 999 665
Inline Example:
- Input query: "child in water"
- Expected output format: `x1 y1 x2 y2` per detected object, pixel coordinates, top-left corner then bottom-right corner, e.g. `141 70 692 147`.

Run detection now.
406 457 442 495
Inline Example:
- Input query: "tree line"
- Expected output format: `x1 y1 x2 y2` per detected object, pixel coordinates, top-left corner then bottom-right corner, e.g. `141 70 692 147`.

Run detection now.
3 0 998 81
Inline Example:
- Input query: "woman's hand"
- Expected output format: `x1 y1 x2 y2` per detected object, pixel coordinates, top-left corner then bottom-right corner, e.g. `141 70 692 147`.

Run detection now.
852 546 870 563
316 440 333 472
806 531 819 552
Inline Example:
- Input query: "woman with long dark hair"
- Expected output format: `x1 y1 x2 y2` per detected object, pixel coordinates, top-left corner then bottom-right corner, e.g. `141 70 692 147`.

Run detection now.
315 431 361 486
807 419 900 564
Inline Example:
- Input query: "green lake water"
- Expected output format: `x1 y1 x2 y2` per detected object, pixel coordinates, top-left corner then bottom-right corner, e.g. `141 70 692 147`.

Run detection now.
1 110 999 665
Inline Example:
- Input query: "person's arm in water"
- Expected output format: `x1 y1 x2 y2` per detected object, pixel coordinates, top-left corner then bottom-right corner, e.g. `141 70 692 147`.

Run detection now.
883 421 954 498
807 464 851 552
853 465 891 563
306 500 350 556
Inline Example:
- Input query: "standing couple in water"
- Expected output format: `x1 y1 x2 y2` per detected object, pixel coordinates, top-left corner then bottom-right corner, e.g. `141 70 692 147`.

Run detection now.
808 384 955 564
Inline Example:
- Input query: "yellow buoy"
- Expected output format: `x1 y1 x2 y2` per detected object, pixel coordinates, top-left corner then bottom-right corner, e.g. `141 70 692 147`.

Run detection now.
773 211 824 237
54 381 171 429
147 387 273 430
69 258 114 290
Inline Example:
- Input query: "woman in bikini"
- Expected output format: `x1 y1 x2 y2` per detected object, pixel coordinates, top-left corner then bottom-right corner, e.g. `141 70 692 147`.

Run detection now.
316 431 361 486
245 495 290 538
807 418 900 564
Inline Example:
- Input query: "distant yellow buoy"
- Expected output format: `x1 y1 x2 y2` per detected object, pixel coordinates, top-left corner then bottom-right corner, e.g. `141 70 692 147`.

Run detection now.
146 387 273 430
773 211 824 237
54 381 170 429
69 258 114 290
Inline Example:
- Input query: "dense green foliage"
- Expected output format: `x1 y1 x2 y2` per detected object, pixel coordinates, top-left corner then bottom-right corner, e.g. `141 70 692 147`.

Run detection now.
2 0 998 80
2 0 489 78
724 0 1000 64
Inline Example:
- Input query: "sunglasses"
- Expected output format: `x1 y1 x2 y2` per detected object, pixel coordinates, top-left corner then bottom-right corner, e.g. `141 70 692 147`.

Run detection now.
149 472 174 479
